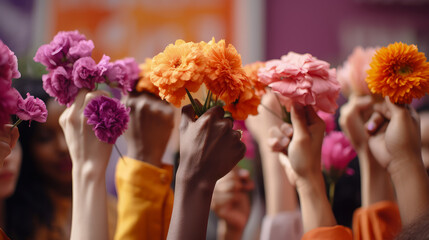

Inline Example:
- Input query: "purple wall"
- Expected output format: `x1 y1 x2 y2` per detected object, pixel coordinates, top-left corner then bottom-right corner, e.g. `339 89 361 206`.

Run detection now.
266 0 429 65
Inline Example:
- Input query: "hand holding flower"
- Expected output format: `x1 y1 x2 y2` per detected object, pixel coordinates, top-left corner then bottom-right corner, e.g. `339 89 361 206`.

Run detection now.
0 124 19 165
122 91 174 167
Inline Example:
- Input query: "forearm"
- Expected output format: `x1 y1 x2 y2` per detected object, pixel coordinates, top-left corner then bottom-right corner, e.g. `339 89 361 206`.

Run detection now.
167 174 215 240
217 220 244 240
260 144 298 215
358 148 395 206
389 159 429 225
71 163 109 240
297 172 337 233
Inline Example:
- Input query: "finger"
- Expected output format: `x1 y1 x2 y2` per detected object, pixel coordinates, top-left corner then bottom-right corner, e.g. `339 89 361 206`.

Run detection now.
180 104 196 130
350 94 373 110
280 123 293 137
305 106 325 131
204 106 225 120
9 125 19 149
366 112 386 134
71 89 90 111
290 103 310 136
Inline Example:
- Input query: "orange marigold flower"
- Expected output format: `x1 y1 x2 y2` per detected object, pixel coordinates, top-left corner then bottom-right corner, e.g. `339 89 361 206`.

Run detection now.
366 42 429 104
202 38 248 104
150 40 206 107
244 61 267 97
224 84 261 120
136 58 160 96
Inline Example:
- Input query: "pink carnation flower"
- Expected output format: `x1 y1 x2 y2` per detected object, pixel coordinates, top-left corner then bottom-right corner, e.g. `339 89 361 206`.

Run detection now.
42 66 79 106
0 86 20 125
83 96 130 144
337 47 376 98
0 40 20 82
72 56 104 89
321 131 356 179
233 120 255 159
34 30 90 70
16 93 48 124
258 52 341 114
317 111 335 133
103 58 140 93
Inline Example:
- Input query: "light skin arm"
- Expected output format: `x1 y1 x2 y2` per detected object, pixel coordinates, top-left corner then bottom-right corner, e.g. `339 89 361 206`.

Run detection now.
339 95 394 206
269 104 336 232
167 106 246 240
59 90 112 240
367 97 429 225
246 92 298 215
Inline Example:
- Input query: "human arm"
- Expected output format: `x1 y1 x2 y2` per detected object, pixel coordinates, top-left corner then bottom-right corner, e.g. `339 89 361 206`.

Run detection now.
167 106 246 240
114 92 175 240
339 95 395 206
59 90 112 240
367 97 429 225
211 167 254 240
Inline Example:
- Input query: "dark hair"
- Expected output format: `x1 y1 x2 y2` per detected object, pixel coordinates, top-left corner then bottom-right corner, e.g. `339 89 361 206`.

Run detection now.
5 78 55 240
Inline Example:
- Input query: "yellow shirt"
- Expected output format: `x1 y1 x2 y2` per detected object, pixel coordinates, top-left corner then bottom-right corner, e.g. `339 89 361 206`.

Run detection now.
114 157 174 240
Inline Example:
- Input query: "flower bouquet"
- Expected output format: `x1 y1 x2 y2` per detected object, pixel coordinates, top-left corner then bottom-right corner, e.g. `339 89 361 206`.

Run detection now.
34 30 140 144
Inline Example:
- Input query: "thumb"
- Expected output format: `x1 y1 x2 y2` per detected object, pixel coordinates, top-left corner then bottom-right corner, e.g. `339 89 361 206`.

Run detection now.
385 96 407 117
180 104 196 131
290 103 310 136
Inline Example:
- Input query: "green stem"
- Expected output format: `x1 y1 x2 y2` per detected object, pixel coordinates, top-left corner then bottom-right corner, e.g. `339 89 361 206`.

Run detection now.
185 88 202 117
328 181 336 207
203 90 212 113
10 119 23 131
114 143 125 163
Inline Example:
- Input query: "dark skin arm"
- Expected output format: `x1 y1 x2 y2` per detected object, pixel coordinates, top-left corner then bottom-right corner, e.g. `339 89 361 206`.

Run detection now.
167 105 246 240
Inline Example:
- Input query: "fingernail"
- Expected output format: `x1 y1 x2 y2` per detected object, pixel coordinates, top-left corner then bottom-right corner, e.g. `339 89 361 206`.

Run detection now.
284 127 293 136
367 122 375 131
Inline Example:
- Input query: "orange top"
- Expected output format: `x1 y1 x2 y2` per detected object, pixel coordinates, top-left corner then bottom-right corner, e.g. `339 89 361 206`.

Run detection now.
302 201 401 240
0 229 9 240
352 201 401 240
114 157 174 240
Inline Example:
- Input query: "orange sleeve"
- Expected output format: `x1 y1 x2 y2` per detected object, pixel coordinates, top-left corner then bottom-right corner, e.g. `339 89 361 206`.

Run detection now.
0 229 10 240
352 201 401 240
114 157 174 240
302 225 353 240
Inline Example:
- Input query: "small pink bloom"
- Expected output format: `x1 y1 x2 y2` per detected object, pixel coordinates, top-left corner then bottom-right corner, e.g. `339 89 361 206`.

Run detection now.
83 96 130 144
0 86 20 125
337 47 377 98
258 52 340 114
317 111 336 133
321 131 356 177
72 56 104 89
16 93 48 124
42 66 79 106
0 40 20 81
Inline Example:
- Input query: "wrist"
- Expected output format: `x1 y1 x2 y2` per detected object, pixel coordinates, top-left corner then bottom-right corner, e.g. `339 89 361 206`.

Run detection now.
176 167 216 194
72 160 107 182
217 219 244 240
296 171 326 197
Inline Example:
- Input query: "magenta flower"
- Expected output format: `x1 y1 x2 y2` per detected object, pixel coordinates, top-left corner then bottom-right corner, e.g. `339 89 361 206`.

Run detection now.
317 111 335 133
0 40 20 82
34 30 89 70
72 56 103 89
258 52 341 114
16 93 48 124
42 66 79 106
83 96 130 144
233 120 255 159
104 58 140 93
0 86 20 125
321 131 356 179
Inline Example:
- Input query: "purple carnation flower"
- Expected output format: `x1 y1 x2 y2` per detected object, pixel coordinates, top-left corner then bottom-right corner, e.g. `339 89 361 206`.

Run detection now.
16 93 48 124
0 40 21 82
83 96 129 144
0 85 20 125
72 56 104 89
42 66 79 106
104 58 140 94
34 30 90 70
